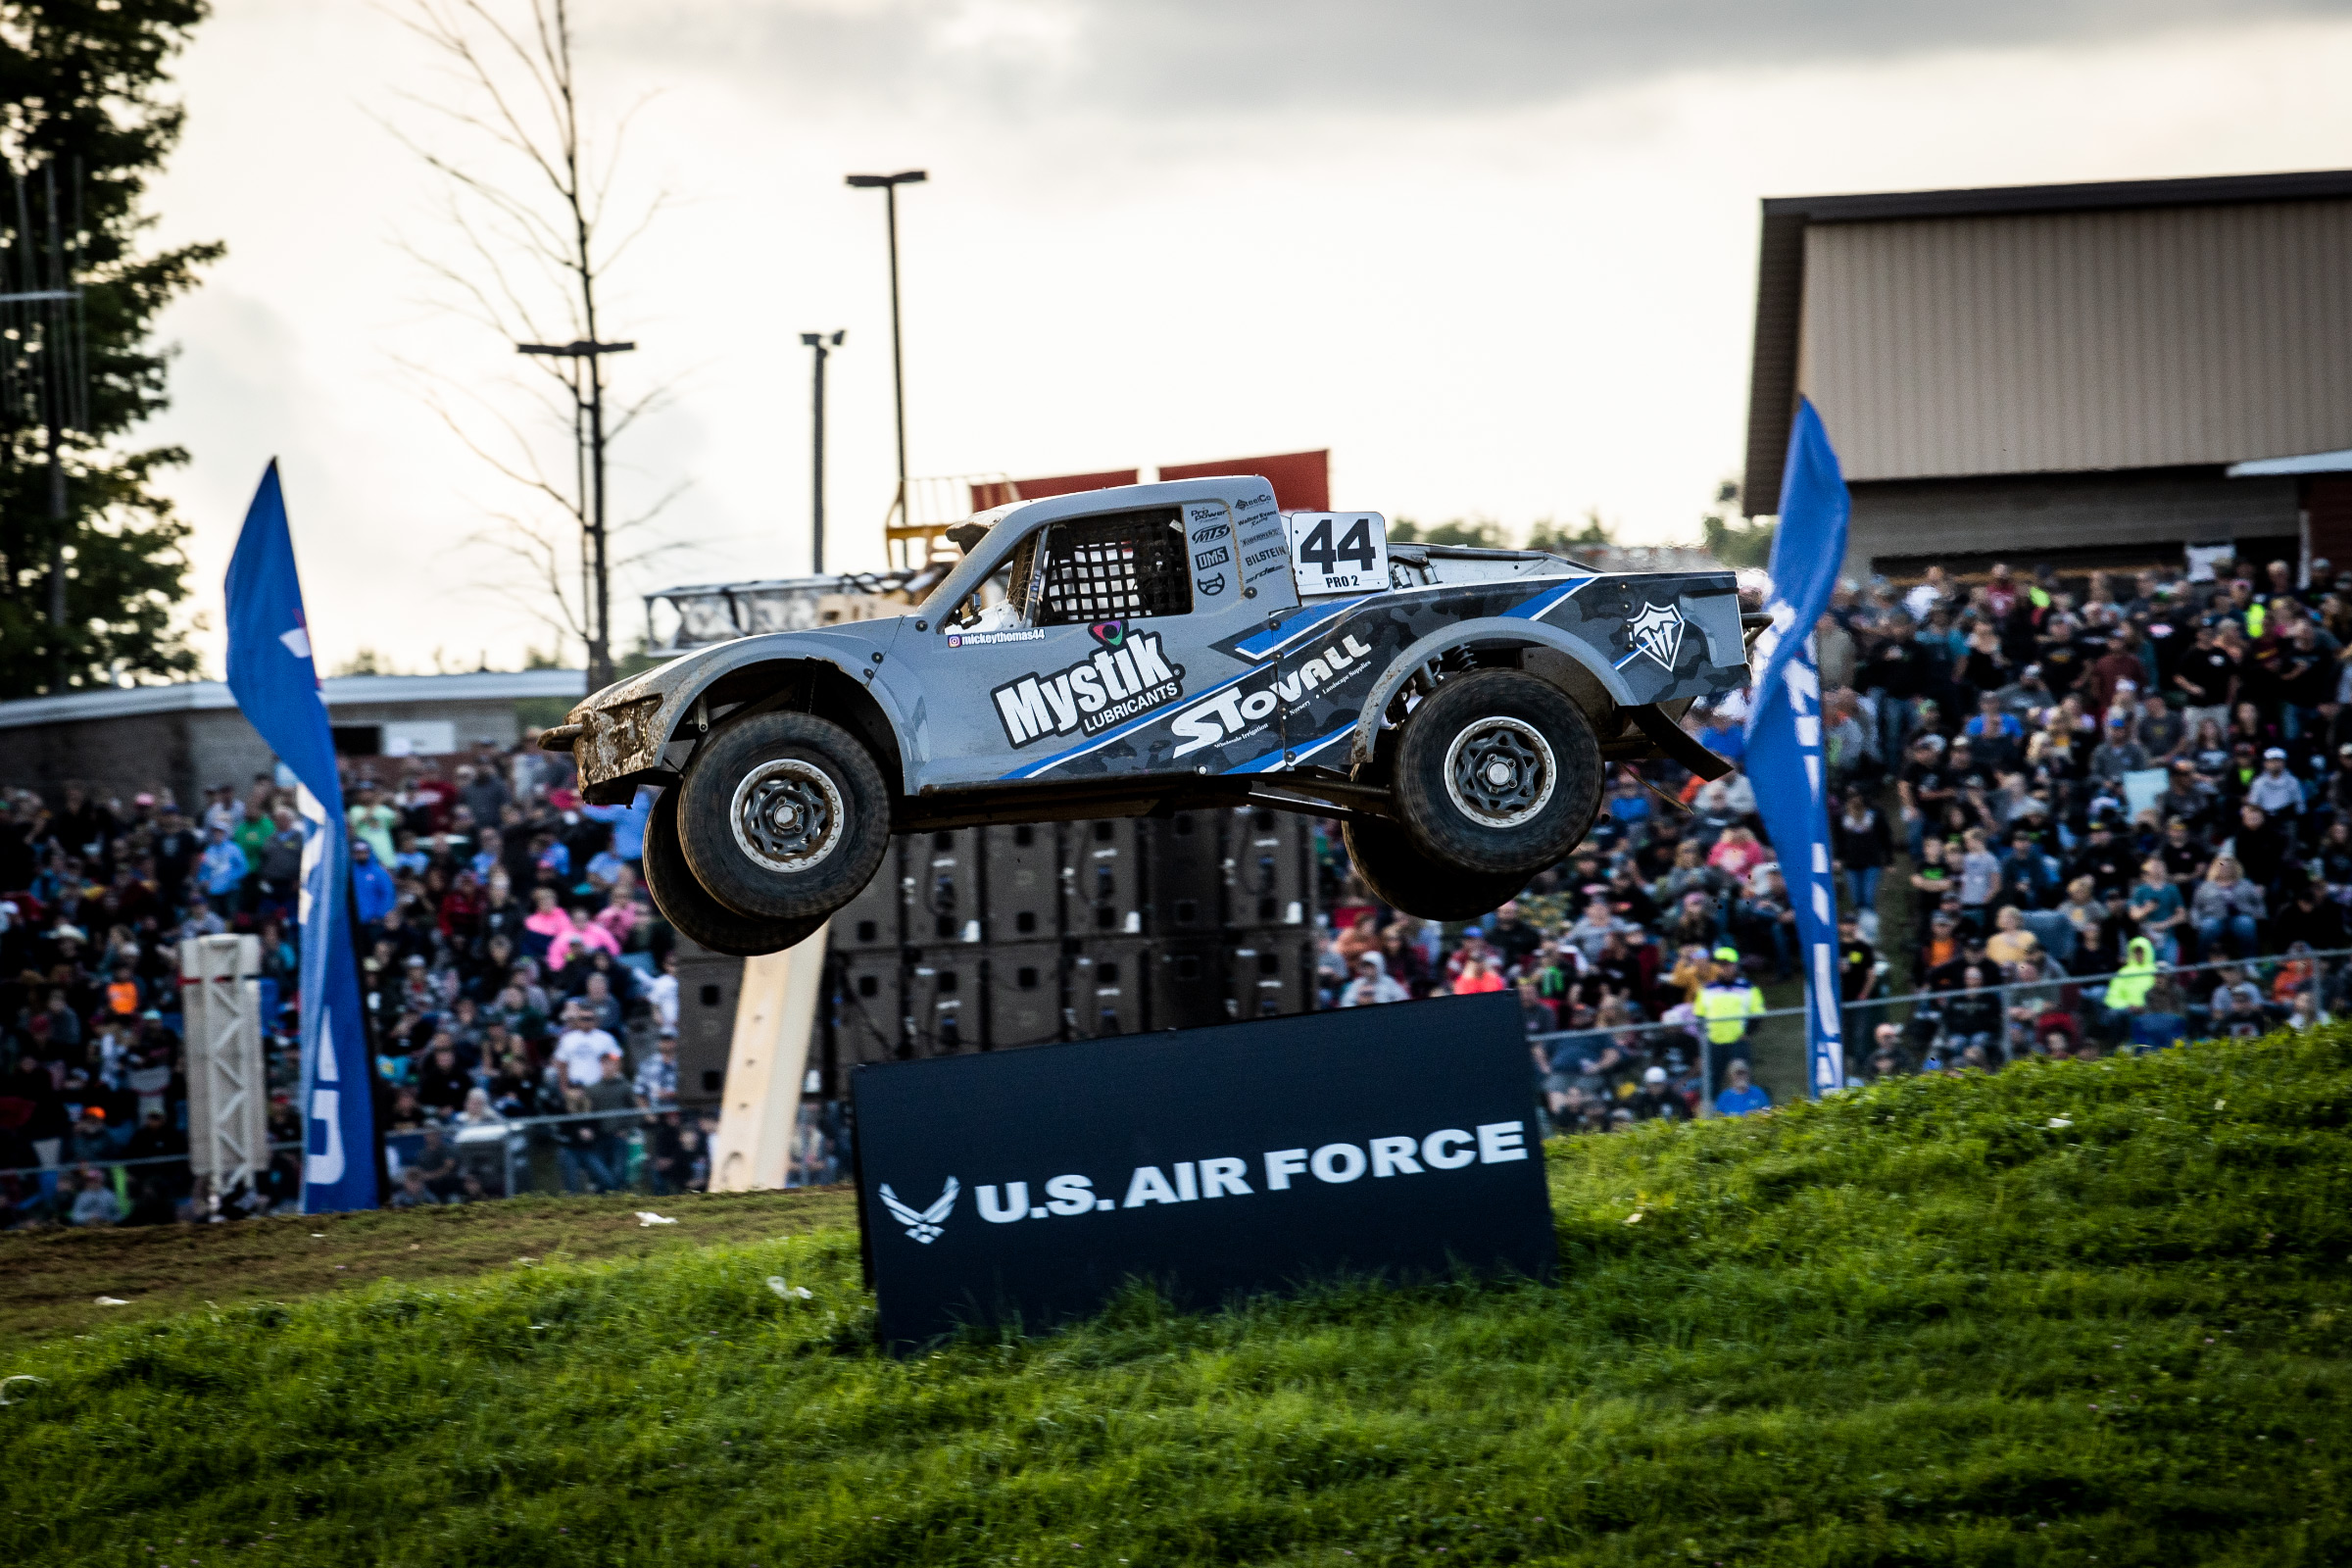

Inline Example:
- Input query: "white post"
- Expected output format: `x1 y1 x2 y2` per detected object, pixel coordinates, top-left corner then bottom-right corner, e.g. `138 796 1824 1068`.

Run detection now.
710 925 829 1193
179 934 269 1197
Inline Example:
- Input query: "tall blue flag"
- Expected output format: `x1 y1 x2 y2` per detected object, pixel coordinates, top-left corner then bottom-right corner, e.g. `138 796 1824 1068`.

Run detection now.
224 463 380 1210
1743 400 1852 1097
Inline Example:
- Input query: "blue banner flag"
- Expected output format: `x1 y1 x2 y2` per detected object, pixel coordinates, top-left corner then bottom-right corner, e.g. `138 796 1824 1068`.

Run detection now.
224 463 380 1211
1743 400 1852 1097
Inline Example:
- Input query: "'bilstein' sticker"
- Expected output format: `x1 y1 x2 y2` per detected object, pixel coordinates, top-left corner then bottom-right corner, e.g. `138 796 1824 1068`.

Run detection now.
991 631 1187 748
1234 490 1286 586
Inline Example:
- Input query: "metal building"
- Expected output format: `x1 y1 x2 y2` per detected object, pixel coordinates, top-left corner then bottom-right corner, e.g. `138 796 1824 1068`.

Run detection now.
1741 169 2352 580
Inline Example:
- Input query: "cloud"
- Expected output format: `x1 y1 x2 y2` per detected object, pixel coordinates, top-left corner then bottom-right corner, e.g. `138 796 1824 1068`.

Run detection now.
606 0 2352 116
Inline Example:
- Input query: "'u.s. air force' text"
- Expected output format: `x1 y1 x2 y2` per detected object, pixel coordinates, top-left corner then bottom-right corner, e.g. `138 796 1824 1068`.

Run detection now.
972 1120 1528 1223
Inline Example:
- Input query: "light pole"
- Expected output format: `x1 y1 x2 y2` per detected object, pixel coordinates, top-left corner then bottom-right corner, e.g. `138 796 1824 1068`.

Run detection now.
801 330 845 574
517 336 635 688
845 170 926 548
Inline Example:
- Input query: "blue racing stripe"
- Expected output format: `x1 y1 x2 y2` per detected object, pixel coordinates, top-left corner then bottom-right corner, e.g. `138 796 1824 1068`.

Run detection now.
1502 575 1596 620
1233 596 1364 659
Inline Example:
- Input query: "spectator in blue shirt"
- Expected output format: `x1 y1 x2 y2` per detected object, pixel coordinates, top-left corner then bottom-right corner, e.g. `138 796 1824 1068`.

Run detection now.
197 825 249 912
1699 710 1746 767
351 838 397 926
1714 1059 1772 1117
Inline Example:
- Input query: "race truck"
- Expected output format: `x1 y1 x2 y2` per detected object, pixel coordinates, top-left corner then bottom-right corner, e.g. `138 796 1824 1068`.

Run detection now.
542 475 1756 955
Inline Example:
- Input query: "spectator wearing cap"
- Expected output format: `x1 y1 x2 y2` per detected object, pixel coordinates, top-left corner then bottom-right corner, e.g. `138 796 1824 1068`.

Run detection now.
1713 1059 1772 1117
2089 713 2148 783
636 1029 681 1107
196 824 248 916
1341 951 1410 1006
1692 947 1762 1073
1632 1064 1688 1123
552 1001 622 1089
2245 748 2305 818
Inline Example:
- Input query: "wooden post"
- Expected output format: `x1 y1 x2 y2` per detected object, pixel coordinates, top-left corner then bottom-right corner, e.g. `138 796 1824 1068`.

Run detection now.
710 925 829 1193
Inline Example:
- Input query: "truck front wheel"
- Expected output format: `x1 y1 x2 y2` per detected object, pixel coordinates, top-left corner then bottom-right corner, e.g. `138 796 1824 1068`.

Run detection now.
1341 816 1529 921
643 788 821 956
677 710 892 922
1391 668 1602 878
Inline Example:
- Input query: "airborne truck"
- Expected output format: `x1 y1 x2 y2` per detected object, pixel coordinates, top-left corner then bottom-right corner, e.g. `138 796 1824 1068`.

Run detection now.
543 476 1756 955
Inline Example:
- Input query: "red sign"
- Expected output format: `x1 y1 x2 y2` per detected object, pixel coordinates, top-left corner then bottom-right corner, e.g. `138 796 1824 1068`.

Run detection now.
970 469 1141 514
1158 450 1329 513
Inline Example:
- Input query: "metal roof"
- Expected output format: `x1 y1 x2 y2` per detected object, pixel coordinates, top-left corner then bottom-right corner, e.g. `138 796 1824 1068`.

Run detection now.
0 669 587 732
1761 168 2352 226
1742 169 2352 513
2228 448 2352 478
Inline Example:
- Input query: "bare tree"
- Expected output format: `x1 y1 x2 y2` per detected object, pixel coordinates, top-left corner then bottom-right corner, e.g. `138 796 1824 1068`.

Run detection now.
380 0 684 687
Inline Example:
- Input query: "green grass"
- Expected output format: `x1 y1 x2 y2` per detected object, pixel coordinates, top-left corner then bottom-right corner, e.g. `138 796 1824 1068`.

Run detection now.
4 1035 2349 1566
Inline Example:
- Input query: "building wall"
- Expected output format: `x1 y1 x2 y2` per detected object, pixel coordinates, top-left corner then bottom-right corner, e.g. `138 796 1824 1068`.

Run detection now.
1801 199 2352 482
3 698 533 807
1845 468 2301 577
329 701 528 753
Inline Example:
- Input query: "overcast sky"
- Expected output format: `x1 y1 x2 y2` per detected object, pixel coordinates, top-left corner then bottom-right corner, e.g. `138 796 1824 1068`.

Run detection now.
138 0 2352 674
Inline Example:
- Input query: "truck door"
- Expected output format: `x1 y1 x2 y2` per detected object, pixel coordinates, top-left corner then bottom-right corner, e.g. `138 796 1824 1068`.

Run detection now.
915 506 1201 785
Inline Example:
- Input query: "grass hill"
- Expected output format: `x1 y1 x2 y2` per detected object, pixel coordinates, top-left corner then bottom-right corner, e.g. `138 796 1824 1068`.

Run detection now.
3 1034 2348 1566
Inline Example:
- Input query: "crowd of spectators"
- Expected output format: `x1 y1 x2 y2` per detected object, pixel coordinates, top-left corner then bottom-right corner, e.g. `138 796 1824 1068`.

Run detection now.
11 553 2349 1212
1310 552 2352 1129
0 737 754 1228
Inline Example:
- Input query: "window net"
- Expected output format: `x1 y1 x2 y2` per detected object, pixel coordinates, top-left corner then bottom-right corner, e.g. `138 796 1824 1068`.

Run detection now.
1033 508 1190 625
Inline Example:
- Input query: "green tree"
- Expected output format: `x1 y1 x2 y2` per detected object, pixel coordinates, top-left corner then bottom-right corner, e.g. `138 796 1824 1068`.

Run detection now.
1699 478 1775 568
0 0 218 697
1527 508 1614 554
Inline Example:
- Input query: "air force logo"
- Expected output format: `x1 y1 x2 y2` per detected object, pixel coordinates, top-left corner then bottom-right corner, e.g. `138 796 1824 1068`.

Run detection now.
879 1177 959 1244
1627 601 1686 670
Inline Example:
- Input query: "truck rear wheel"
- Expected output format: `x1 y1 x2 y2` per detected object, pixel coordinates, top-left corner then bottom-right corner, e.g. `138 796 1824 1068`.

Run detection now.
1342 816 1528 921
1391 667 1602 878
677 710 891 923
643 788 822 956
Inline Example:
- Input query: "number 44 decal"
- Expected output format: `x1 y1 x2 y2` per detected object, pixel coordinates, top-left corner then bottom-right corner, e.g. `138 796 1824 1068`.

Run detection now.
1286 512 1391 599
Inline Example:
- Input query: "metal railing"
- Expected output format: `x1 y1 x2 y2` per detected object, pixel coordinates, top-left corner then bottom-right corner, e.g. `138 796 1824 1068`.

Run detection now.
1521 944 2352 1130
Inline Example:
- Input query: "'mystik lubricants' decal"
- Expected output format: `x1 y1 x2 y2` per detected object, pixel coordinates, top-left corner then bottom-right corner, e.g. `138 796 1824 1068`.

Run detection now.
991 628 1187 748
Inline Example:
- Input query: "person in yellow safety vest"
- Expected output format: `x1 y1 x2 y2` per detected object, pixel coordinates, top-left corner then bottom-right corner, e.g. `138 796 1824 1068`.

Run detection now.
2104 936 2161 1011
1694 946 1764 1065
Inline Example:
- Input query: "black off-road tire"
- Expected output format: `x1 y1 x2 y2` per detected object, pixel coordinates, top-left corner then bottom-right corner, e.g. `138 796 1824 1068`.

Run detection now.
1342 816 1529 921
1392 667 1603 878
677 710 892 923
643 789 822 957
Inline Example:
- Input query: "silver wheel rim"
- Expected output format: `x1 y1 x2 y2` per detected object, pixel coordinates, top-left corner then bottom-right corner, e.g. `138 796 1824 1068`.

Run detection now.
728 758 845 874
1443 715 1556 829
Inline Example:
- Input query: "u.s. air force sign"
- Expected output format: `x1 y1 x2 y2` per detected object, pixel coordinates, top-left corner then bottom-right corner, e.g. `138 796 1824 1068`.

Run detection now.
851 993 1555 1346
